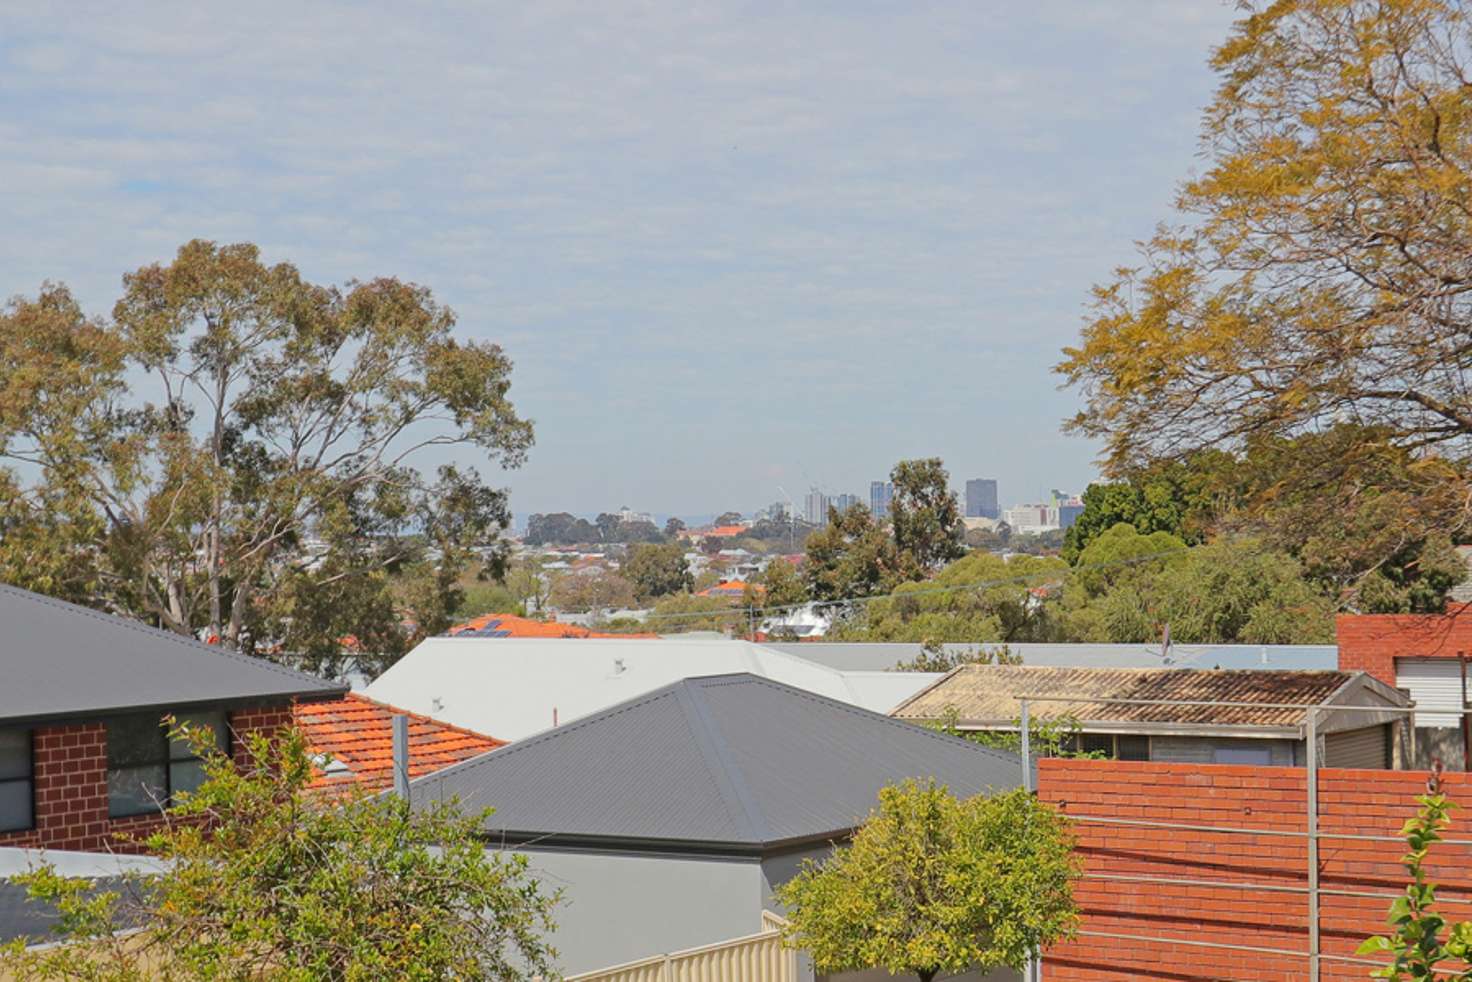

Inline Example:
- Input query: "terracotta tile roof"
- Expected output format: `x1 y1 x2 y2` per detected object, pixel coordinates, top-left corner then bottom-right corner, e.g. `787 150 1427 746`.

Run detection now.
891 665 1367 729
697 580 759 598
704 525 746 537
295 694 504 791
446 612 657 640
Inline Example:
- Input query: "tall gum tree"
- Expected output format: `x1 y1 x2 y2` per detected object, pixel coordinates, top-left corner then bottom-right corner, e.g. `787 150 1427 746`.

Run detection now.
0 240 531 671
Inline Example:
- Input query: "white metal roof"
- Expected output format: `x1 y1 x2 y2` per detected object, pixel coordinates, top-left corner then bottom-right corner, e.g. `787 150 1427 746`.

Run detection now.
363 637 942 741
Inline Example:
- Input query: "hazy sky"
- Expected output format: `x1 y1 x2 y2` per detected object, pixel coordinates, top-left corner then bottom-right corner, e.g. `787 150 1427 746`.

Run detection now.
1 2 1238 519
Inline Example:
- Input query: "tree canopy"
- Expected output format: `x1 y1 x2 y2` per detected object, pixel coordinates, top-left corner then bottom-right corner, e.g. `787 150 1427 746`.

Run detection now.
0 724 559 980
0 242 531 676
889 458 966 573
1057 0 1472 586
778 780 1077 982
622 541 693 602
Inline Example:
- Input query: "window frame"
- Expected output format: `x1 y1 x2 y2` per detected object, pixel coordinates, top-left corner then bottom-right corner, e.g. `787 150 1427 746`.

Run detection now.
0 727 34 833
107 710 231 819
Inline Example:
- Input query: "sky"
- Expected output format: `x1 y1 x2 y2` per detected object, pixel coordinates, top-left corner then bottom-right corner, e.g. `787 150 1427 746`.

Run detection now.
0 1 1240 520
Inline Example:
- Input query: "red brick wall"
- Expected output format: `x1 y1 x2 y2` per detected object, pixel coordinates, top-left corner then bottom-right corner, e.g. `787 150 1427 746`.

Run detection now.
0 704 293 853
1037 758 1472 981
1337 613 1472 686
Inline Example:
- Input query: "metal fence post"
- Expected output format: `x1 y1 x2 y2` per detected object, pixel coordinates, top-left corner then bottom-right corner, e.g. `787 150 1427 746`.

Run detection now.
1020 699 1038 981
1306 707 1320 982
392 714 411 802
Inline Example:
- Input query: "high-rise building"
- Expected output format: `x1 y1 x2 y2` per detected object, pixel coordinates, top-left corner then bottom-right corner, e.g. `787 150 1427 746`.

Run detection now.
965 479 1000 520
803 488 831 527
869 481 894 520
1059 497 1085 530
832 493 860 515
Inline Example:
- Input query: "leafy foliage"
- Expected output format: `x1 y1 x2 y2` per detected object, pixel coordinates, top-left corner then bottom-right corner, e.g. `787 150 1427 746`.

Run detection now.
803 503 903 604
0 724 559 980
547 568 639 613
892 639 1021 672
621 542 693 602
777 780 1077 982
0 243 530 674
1359 792 1472 980
889 458 966 573
1057 0 1472 586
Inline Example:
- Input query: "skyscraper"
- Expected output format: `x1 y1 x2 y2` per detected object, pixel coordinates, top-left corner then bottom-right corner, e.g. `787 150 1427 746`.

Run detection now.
832 493 860 515
965 479 999 520
803 488 831 527
869 481 894 520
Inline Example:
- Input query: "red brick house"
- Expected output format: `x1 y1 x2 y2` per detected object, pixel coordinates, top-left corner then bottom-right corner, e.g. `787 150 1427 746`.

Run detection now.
0 583 347 852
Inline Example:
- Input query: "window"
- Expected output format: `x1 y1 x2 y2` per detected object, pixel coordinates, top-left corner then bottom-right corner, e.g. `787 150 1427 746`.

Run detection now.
108 711 229 818
1117 735 1151 761
0 728 33 832
1213 746 1274 766
1079 733 1116 758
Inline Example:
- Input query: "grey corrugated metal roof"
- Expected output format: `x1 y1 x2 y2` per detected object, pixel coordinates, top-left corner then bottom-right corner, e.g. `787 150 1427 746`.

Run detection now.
410 672 1023 852
0 583 344 724
767 642 1340 673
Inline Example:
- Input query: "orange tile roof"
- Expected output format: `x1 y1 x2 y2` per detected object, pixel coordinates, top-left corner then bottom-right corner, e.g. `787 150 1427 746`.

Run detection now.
294 694 504 791
697 580 761 598
704 525 747 537
446 612 656 639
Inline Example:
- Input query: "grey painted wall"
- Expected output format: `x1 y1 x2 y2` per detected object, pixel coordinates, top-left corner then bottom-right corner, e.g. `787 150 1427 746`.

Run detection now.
507 847 766 976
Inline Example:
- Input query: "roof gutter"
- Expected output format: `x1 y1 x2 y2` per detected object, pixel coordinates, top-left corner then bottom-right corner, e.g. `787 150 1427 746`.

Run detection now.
0 686 349 729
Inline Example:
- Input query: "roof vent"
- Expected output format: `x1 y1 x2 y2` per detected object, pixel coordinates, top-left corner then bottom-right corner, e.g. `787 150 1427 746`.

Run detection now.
613 658 627 675
313 753 353 778
432 696 444 712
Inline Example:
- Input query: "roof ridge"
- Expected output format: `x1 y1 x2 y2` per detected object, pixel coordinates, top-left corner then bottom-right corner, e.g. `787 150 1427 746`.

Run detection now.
0 582 340 691
673 682 770 844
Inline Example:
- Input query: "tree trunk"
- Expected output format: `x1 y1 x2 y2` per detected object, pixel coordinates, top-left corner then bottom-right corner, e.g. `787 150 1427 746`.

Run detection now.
916 970 937 982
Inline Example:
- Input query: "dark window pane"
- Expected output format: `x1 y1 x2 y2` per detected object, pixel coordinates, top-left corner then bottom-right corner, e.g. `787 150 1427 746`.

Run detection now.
169 759 209 798
108 765 167 817
0 729 30 781
1080 734 1115 758
169 711 227 761
108 715 165 769
1117 735 1150 761
0 780 31 832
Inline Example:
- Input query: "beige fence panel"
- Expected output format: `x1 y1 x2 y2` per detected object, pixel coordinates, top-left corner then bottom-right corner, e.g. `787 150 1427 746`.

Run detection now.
567 922 796 982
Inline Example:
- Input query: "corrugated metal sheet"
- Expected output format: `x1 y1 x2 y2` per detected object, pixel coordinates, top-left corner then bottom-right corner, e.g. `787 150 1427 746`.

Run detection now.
0 583 343 724
411 673 1022 849
1324 724 1390 769
1397 658 1466 728
892 665 1363 729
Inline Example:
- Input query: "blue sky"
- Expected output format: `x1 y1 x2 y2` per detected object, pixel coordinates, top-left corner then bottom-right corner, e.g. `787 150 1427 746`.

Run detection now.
0 2 1238 518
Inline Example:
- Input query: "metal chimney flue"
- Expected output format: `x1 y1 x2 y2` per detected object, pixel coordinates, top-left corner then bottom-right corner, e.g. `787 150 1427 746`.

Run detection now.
391 714 410 801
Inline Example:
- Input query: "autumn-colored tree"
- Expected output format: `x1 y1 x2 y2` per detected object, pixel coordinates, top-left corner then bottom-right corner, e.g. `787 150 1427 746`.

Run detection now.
1058 0 1472 576
548 568 639 614
778 781 1077 982
0 243 530 674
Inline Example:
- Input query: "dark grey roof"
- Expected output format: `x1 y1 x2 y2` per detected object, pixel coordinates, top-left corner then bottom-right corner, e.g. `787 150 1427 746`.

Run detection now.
410 672 1023 853
768 642 1339 673
0 583 344 724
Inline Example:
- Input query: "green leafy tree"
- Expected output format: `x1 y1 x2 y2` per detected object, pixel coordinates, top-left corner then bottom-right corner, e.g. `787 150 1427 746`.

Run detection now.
622 541 693 602
0 243 531 669
758 556 809 609
831 551 1068 643
1062 463 1217 563
713 511 744 527
889 458 965 572
0 724 559 980
524 513 599 546
777 780 1077 982
1359 792 1472 980
663 517 687 538
803 503 902 604
893 639 1021 672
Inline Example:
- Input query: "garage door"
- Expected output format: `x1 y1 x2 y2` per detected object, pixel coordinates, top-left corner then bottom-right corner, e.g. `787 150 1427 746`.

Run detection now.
1396 658 1466 728
1324 725 1389 769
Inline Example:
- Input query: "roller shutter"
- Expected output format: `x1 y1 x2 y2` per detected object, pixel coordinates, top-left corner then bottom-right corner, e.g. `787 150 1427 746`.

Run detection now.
1324 725 1389 770
1396 658 1466 728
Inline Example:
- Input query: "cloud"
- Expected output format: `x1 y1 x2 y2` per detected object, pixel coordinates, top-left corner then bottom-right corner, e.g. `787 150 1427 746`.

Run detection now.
0 0 1240 513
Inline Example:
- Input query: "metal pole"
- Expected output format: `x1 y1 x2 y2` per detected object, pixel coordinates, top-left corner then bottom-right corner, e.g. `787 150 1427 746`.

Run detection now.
1020 699 1037 981
392 714 411 802
1306 708 1320 982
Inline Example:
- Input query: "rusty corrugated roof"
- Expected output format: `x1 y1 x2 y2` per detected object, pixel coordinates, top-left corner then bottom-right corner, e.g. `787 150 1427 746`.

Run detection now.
890 665 1361 729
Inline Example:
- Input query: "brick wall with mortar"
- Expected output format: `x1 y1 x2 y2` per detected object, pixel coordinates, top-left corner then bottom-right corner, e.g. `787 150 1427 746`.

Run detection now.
0 704 294 853
1337 613 1472 686
1037 758 1472 981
